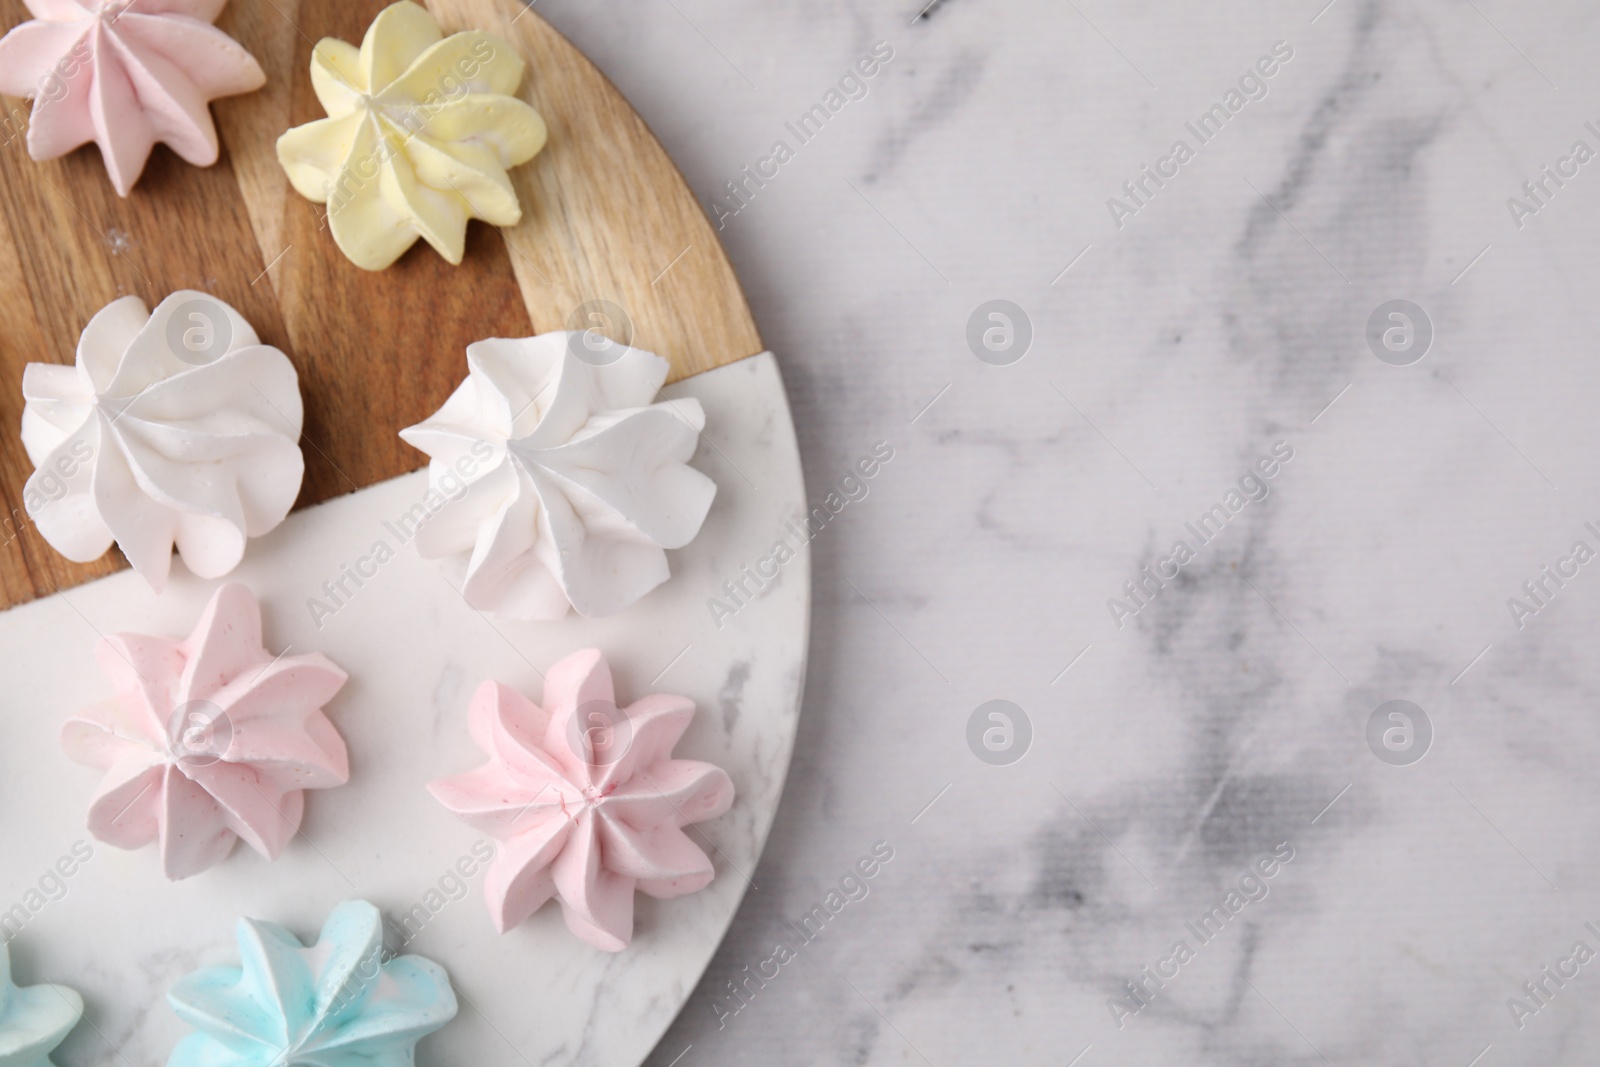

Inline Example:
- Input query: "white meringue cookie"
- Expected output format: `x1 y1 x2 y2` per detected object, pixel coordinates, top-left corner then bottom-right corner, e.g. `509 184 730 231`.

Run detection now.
399 332 716 620
20 290 304 591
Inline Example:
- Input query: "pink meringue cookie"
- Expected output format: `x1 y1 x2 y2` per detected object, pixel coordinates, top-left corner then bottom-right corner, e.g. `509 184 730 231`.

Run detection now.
0 0 266 196
428 648 735 951
61 583 349 880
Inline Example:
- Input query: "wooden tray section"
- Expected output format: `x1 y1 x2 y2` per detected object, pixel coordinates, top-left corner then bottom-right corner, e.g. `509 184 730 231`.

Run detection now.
0 0 761 609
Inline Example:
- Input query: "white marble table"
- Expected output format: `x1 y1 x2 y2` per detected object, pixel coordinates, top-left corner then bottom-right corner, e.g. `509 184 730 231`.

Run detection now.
518 0 1600 1064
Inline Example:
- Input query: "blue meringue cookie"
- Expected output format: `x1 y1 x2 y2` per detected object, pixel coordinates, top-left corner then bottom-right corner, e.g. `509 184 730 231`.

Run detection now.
0 941 81 1067
167 900 457 1066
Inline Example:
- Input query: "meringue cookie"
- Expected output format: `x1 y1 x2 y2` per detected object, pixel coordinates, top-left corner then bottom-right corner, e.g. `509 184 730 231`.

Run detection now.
20 290 305 592
167 900 458 1067
0 0 266 197
276 0 547 271
398 332 716 620
61 583 349 880
428 648 735 951
0 940 81 1067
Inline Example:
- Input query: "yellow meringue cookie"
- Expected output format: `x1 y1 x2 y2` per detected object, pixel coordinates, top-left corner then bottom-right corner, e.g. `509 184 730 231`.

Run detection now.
276 0 548 271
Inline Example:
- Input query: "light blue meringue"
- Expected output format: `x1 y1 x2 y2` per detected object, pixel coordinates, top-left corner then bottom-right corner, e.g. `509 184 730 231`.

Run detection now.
167 900 457 1066
0 941 81 1067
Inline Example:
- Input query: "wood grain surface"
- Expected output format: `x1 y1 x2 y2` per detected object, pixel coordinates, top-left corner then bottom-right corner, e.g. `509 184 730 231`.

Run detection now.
0 0 761 609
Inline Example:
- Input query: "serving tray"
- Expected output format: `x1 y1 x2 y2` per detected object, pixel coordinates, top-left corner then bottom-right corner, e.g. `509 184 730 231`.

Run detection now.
0 2 806 1064
0 0 764 607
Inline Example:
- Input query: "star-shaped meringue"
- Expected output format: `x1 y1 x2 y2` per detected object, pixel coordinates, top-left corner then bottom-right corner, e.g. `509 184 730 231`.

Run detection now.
167 900 458 1067
399 332 716 620
276 0 547 271
0 940 81 1067
0 0 266 197
19 290 305 592
428 648 735 951
61 583 350 881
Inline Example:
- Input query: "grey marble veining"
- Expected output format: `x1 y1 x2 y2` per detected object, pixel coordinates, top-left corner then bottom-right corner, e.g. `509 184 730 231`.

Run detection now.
514 0 1600 1063
2 0 1596 1061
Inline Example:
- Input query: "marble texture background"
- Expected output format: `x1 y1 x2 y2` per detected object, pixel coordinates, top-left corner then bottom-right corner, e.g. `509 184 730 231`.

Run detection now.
518 0 1600 1064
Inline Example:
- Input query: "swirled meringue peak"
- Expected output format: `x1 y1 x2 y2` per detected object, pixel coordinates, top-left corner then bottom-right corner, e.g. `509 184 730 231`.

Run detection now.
20 290 305 592
277 0 548 271
398 332 717 620
428 648 735 951
0 0 266 197
167 900 458 1067
0 940 81 1067
61 583 350 881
